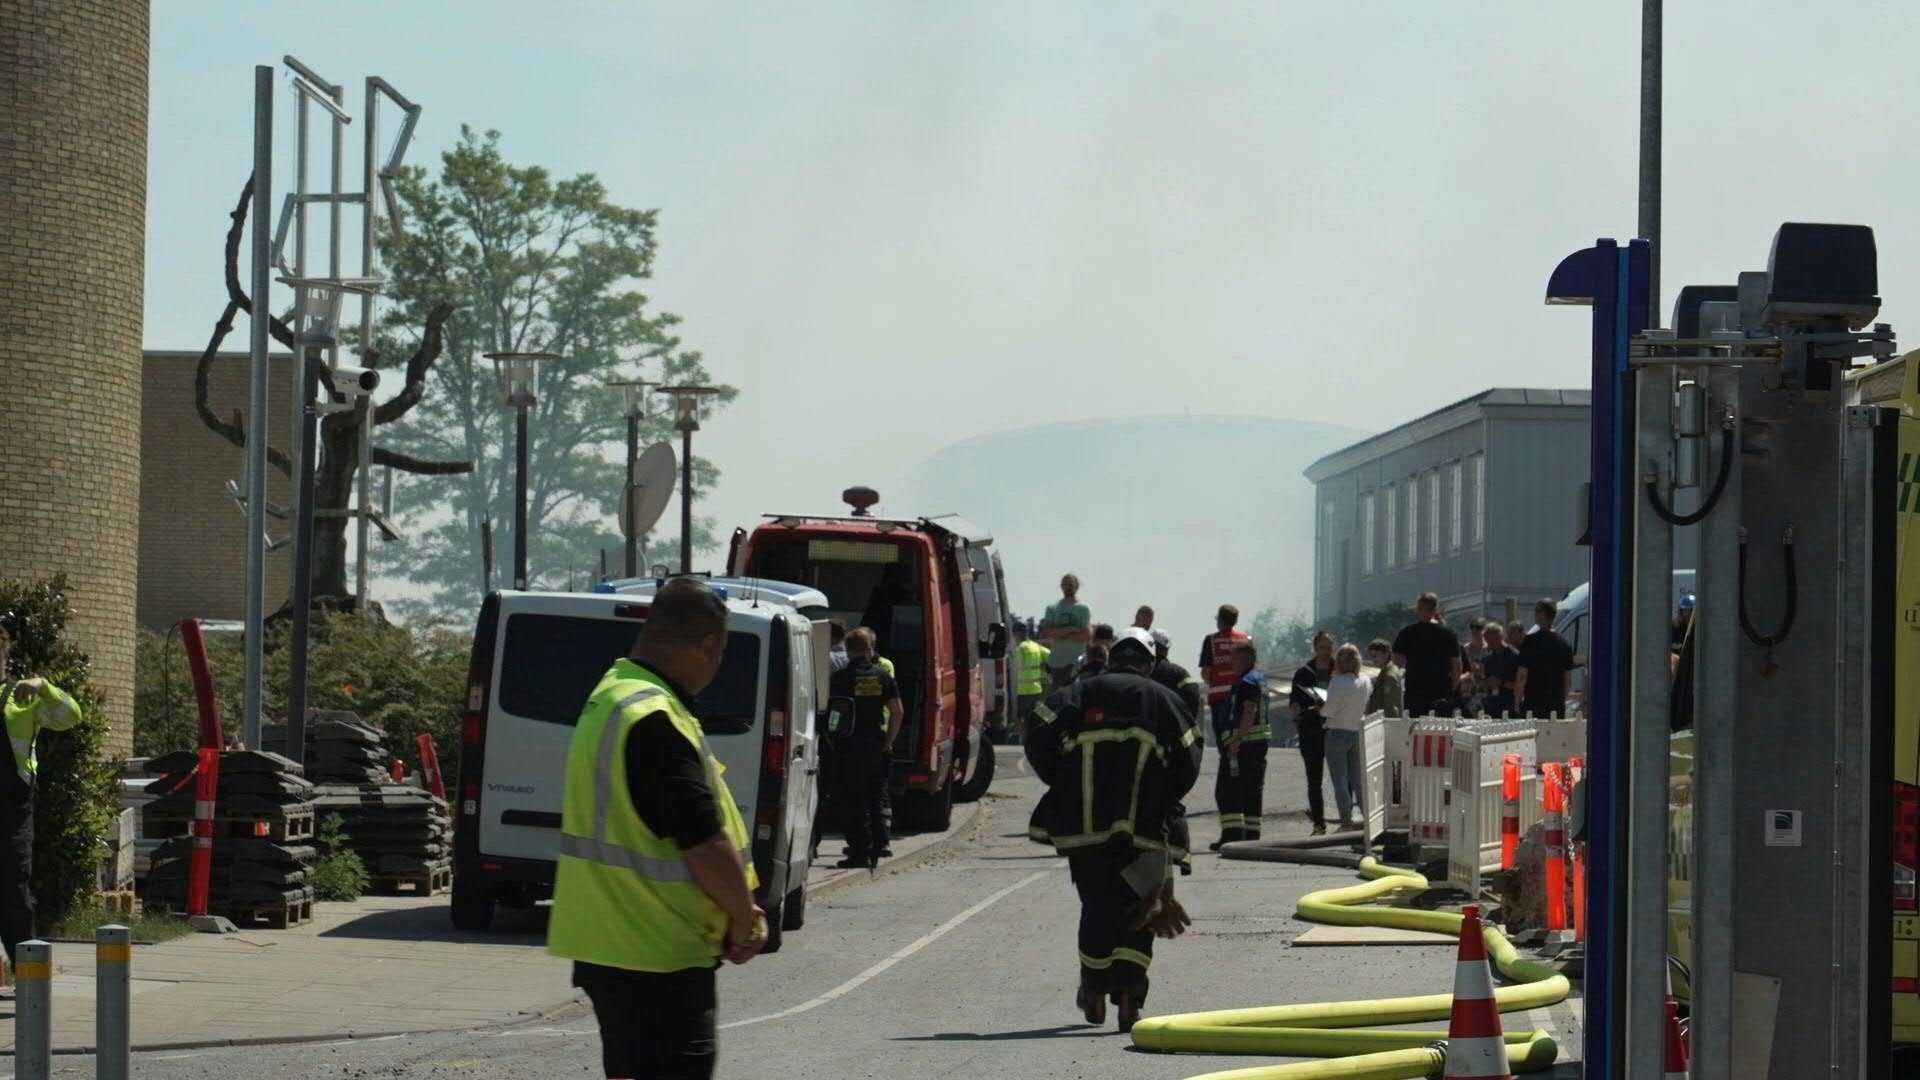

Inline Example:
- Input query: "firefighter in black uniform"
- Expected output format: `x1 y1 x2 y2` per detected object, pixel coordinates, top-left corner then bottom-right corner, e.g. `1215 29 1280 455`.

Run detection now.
826 628 902 870
1027 628 1201 1033
1147 628 1200 876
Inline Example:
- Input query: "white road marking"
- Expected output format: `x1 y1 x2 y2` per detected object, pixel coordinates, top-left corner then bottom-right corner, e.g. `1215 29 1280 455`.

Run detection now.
719 870 1048 1030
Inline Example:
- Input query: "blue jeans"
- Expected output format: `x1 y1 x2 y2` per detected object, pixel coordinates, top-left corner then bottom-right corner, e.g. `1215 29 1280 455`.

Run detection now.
1323 728 1364 825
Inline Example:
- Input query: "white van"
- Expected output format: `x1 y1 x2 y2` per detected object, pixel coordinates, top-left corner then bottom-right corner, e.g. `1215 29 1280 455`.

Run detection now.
1551 569 1697 708
450 580 830 951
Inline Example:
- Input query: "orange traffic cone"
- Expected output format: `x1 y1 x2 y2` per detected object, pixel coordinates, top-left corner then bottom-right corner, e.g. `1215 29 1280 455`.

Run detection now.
1663 997 1689 1078
1444 904 1511 1080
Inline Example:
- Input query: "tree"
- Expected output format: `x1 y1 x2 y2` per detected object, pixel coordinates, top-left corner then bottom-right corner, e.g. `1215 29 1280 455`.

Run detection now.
192 178 469 603
372 128 736 619
1247 601 1416 671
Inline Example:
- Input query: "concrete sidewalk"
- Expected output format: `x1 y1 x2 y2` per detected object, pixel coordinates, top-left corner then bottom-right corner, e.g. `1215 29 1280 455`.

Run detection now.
0 797 984 1055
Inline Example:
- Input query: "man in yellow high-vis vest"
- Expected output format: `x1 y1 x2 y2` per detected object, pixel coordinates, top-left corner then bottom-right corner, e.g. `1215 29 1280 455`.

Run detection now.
547 579 763 1079
1010 618 1050 744
0 625 80 1000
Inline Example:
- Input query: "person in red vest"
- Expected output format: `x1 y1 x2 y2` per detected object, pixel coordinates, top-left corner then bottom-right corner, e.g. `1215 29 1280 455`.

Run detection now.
1198 605 1249 739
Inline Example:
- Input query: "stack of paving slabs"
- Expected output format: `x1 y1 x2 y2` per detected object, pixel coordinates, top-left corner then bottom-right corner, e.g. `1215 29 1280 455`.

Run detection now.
312 782 453 896
304 712 395 785
140 750 317 928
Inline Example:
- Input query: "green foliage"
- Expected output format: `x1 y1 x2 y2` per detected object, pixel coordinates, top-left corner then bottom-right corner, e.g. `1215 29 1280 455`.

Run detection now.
372 126 737 618
1247 601 1418 671
309 813 369 902
46 904 194 945
0 576 120 927
132 613 470 796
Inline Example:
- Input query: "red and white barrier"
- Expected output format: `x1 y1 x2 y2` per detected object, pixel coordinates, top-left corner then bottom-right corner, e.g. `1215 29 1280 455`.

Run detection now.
1664 996 1689 1078
1409 718 1459 852
1444 904 1511 1080
188 747 219 918
1499 753 1521 869
1542 762 1567 934
1445 720 1541 895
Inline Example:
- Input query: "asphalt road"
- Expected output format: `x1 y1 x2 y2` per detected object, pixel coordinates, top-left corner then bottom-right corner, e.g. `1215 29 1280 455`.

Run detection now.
43 749 1584 1080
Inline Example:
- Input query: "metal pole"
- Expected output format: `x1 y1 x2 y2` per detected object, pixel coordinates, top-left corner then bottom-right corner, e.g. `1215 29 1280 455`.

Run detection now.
15 939 50 1080
680 427 694 574
286 346 320 763
1626 363 1674 1078
95 925 131 1080
625 413 640 577
356 79 379 607
481 516 495 590
244 65 273 752
1689 369 1740 1078
515 408 530 589
1639 0 1662 324
356 394 373 605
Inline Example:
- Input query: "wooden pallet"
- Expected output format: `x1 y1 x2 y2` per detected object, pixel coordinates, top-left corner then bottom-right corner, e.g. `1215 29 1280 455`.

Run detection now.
220 893 313 930
368 863 451 897
145 810 316 844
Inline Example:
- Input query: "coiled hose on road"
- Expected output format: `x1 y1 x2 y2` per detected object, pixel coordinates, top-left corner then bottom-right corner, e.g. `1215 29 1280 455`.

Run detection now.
1128 845 1569 1080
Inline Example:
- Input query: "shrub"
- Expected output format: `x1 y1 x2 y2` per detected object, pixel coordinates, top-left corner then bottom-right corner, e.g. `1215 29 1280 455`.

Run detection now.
309 813 369 902
132 612 470 794
0 576 121 927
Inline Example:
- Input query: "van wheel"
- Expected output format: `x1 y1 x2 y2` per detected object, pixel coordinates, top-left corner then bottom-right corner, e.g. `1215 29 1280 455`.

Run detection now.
954 739 995 804
902 781 954 833
781 881 807 931
450 878 495 931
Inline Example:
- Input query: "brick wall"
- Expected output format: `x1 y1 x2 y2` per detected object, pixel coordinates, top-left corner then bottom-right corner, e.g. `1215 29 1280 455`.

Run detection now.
137 352 293 634
0 0 151 756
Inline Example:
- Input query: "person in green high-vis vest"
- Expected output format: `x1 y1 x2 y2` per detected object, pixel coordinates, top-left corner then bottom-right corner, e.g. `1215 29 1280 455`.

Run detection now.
547 579 763 1079
0 625 80 1000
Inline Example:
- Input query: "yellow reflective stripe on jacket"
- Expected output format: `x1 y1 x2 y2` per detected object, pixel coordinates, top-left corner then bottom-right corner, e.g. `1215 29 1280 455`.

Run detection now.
1032 703 1058 726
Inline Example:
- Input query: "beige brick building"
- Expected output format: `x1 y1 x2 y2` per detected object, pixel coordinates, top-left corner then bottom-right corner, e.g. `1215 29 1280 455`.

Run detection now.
138 351 292 634
0 0 150 754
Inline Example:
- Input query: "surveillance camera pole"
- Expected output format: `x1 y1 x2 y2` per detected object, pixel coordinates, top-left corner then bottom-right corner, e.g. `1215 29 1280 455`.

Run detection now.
488 353 562 591
612 381 654 578
658 387 718 576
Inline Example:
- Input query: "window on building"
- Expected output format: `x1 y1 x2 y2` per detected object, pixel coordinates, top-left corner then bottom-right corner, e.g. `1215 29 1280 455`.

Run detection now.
1426 470 1440 558
1320 502 1335 589
1361 492 1376 576
1448 460 1463 553
1404 479 1418 565
1472 453 1486 547
1385 486 1398 571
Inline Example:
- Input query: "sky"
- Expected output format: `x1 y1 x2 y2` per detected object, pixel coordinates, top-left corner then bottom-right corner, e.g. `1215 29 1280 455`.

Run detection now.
144 1 1920 619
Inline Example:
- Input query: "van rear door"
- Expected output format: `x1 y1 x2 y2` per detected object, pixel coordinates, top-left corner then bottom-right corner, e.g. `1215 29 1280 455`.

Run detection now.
480 596 767 864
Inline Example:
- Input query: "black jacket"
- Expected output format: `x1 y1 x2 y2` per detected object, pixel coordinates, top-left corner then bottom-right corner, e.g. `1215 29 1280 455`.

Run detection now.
1024 669 1202 854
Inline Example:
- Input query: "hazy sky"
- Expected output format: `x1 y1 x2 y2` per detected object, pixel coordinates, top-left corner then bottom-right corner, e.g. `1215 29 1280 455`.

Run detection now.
144 2 1920 608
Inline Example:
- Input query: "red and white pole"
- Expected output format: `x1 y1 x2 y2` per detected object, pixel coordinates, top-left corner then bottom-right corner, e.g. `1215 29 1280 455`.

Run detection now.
1542 762 1567 933
177 619 224 750
1499 753 1521 869
416 733 446 805
1568 755 1586 941
187 747 220 918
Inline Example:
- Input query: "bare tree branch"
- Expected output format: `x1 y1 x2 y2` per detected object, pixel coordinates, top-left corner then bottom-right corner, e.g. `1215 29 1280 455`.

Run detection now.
371 447 473 476
373 301 459 425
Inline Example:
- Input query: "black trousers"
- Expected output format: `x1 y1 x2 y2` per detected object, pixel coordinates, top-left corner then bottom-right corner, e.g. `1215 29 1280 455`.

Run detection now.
575 962 717 1079
1296 720 1327 829
1067 849 1154 1003
0 791 33 964
1213 742 1269 842
837 741 890 860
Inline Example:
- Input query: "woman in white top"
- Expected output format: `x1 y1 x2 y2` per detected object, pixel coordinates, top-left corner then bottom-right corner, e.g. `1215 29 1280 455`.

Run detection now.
1322 643 1374 831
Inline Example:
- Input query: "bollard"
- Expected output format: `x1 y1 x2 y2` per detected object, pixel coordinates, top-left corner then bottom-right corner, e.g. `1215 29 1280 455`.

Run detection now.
96 925 132 1080
1542 763 1567 933
16 939 52 1080
1569 756 1586 942
189 746 220 917
1499 753 1522 869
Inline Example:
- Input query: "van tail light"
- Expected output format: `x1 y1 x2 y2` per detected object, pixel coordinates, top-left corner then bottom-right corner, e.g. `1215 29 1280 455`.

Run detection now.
765 710 788 778
463 597 498 748
1895 781 1918 911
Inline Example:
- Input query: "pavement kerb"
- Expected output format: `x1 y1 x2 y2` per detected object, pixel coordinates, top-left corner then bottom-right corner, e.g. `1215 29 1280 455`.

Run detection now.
804 795 986 903
4 797 988 1057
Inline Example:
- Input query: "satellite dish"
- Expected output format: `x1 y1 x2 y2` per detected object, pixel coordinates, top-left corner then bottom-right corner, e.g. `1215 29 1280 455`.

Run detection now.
619 442 678 541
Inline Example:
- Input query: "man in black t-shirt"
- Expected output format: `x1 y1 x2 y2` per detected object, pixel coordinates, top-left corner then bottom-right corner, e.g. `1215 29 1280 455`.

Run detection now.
1515 597 1576 719
827 628 903 869
1391 593 1463 717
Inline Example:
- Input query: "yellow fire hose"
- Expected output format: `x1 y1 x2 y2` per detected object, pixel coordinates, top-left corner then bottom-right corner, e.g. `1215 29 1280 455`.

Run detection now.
1128 858 1570 1080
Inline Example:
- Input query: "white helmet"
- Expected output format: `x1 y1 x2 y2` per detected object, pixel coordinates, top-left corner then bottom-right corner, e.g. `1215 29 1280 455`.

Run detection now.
1111 626 1156 661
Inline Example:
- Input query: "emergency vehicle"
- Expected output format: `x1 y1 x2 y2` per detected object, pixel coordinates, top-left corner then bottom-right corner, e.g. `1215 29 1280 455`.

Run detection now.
730 498 1009 831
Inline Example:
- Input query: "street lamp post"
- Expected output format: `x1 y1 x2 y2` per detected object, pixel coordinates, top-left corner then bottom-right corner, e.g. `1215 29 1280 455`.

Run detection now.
486 352 561 590
610 380 655 578
656 386 719 575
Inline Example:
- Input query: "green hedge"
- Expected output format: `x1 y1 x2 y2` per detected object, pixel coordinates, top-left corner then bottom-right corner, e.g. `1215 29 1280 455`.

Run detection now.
0 576 121 927
134 613 470 795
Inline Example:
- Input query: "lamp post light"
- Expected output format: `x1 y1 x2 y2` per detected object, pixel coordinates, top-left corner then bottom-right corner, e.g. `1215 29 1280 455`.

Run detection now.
486 352 562 590
610 380 656 578
655 386 719 575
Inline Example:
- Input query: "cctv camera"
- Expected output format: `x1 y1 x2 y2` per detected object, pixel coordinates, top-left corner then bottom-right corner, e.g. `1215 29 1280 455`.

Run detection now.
329 365 380 397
